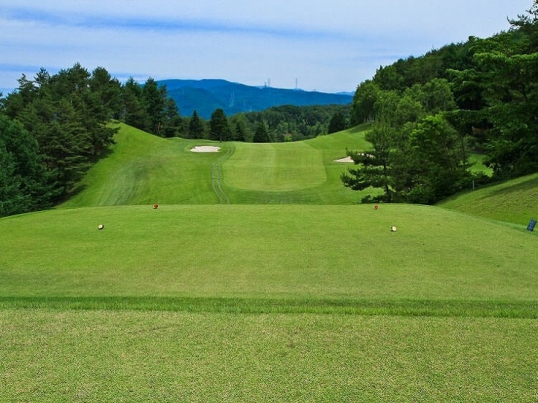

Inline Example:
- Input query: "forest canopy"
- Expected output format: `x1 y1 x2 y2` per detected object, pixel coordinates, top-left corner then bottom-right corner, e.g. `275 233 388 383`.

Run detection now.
0 64 183 216
1 3 537 215
343 2 538 204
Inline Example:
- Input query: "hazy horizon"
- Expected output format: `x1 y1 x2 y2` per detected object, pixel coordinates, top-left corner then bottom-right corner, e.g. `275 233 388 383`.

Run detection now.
0 0 532 95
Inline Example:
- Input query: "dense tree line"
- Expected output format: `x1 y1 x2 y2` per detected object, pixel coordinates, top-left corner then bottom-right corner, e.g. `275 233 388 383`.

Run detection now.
1 64 122 215
181 104 350 142
241 104 350 142
0 62 348 217
122 77 182 137
343 3 538 204
4 4 535 216
0 64 182 217
0 115 56 216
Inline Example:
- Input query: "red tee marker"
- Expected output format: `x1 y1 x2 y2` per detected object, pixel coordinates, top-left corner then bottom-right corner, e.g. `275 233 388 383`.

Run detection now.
374 205 379 210
153 204 159 209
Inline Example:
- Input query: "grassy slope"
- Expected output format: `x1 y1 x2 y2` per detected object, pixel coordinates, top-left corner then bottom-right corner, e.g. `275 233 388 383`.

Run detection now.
1 204 537 401
5 124 538 401
223 142 327 191
63 123 370 207
2 311 536 401
2 204 537 303
64 124 224 206
438 173 538 225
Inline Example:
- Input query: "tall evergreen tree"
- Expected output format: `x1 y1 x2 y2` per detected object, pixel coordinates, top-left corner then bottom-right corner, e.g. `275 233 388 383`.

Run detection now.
188 110 205 139
162 98 182 138
234 119 247 141
4 64 118 202
341 123 396 202
446 5 538 179
0 136 21 216
229 114 251 142
253 122 271 143
209 108 232 141
142 78 165 135
122 78 148 130
89 67 123 120
0 115 55 216
328 111 347 133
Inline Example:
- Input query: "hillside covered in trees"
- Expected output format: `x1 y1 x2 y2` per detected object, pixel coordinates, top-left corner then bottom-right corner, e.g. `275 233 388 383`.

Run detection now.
0 63 348 217
1 2 537 216
343 2 538 204
158 79 352 119
0 65 184 217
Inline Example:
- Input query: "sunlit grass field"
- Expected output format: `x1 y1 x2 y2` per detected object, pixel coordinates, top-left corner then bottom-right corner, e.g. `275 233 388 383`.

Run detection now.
2 204 537 302
2 311 536 401
63 123 369 207
3 124 538 401
223 142 326 190
438 172 538 225
64 125 223 206
1 203 537 401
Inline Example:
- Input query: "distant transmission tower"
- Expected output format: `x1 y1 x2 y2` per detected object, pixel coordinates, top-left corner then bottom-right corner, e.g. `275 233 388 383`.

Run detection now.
295 78 298 90
229 92 235 108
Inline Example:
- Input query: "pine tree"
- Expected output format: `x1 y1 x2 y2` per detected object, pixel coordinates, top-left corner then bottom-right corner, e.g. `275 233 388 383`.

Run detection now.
209 108 232 141
328 112 347 133
142 78 165 135
253 122 271 143
162 98 182 138
0 115 55 216
123 78 148 130
188 110 205 139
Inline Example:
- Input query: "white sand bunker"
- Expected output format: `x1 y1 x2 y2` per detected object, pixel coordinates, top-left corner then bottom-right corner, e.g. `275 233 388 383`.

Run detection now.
334 153 373 163
190 146 221 153
334 156 354 163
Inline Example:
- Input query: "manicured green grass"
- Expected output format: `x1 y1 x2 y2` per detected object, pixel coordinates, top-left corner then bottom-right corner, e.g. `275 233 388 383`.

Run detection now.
221 126 375 204
1 310 536 401
223 141 327 190
438 172 538 225
3 206 538 401
2 204 537 301
62 123 370 207
63 125 225 206
468 153 493 175
66 123 498 207
5 123 538 401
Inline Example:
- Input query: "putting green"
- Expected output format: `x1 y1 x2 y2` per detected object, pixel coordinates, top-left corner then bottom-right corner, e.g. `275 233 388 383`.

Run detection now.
222 142 326 191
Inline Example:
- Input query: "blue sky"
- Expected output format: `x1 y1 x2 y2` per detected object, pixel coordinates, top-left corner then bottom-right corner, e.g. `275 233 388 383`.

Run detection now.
0 0 532 94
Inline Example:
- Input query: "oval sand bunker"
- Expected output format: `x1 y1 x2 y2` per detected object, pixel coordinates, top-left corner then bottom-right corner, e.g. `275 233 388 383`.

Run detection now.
190 146 221 152
334 156 353 163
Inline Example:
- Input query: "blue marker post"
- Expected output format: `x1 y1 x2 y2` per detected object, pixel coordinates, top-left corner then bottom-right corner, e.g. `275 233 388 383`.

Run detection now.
527 219 537 232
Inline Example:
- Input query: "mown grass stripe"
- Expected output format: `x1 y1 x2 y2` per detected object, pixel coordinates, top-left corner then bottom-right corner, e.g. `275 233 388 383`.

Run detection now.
1 297 536 318
211 162 224 203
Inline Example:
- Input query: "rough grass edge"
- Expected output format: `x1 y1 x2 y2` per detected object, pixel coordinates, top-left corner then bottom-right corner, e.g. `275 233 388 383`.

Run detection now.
0 297 536 319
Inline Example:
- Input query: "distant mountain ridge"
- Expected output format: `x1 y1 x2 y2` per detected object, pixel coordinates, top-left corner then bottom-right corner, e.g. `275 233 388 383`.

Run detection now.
157 79 353 119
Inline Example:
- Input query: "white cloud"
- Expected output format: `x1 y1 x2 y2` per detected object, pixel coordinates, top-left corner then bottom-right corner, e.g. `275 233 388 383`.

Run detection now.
0 0 532 93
